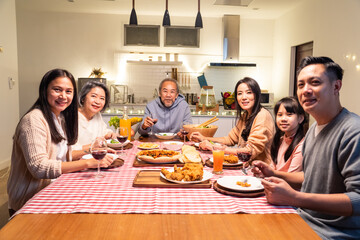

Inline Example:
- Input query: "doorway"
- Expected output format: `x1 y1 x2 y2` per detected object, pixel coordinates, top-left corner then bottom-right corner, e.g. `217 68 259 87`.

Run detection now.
289 41 313 131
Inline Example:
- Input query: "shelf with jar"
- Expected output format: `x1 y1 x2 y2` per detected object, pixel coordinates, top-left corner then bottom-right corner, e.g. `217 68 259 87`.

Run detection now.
126 60 182 65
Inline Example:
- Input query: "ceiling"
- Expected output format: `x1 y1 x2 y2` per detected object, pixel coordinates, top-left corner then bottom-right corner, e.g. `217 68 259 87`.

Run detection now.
16 0 306 19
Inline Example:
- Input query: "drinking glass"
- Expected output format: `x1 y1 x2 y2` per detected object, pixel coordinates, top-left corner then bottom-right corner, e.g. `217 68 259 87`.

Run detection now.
237 142 253 175
116 127 129 156
212 144 226 175
149 113 158 135
179 121 190 143
90 137 107 178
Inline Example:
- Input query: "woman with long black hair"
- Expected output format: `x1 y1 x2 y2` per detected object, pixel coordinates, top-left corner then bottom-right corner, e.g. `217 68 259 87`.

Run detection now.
191 77 275 164
7 69 113 215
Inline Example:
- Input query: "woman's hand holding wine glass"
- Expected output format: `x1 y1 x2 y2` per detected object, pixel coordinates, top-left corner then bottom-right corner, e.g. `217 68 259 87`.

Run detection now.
90 137 108 178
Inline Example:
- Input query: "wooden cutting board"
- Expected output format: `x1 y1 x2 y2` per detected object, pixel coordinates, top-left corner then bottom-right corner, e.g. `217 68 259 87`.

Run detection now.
132 170 212 188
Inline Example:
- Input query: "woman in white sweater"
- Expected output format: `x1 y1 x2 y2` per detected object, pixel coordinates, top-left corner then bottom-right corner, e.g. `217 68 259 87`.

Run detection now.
71 81 116 160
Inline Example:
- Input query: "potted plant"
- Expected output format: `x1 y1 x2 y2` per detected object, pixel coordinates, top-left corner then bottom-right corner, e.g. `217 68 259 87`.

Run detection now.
89 67 106 78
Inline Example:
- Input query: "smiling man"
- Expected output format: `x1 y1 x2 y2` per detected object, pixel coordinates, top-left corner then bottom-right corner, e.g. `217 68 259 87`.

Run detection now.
138 78 192 136
252 56 360 239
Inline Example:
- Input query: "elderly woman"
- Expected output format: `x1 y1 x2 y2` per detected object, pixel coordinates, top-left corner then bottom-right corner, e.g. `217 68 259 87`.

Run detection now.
72 81 116 160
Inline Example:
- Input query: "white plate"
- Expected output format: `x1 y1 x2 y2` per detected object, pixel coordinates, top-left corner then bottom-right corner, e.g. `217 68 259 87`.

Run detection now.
155 132 177 140
217 176 264 192
209 157 243 166
160 169 212 184
106 139 130 148
137 143 160 150
82 153 118 160
194 142 200 148
162 141 184 150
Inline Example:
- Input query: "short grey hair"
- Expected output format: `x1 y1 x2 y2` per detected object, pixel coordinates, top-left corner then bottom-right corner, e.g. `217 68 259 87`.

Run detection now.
78 80 110 111
158 78 179 94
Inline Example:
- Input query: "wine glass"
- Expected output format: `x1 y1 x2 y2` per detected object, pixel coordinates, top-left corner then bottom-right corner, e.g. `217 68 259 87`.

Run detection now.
90 137 108 178
237 142 253 175
116 127 129 156
149 112 158 135
179 121 190 143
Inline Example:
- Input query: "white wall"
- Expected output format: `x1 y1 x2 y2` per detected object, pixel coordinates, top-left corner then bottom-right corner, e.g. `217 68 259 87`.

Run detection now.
16 6 275 115
0 0 19 169
273 0 360 115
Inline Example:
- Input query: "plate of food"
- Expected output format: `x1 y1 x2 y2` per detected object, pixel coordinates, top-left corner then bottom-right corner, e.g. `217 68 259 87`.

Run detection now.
217 176 264 192
162 141 183 151
136 149 181 163
155 132 177 140
160 163 212 184
107 139 130 148
209 154 243 166
137 142 160 150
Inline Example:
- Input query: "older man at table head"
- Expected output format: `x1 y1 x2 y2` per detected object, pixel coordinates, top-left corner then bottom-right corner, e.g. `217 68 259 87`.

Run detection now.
252 56 360 239
138 78 192 136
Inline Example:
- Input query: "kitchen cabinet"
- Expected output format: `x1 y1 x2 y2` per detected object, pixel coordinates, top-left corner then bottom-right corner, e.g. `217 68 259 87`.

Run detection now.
124 25 160 46
164 26 200 48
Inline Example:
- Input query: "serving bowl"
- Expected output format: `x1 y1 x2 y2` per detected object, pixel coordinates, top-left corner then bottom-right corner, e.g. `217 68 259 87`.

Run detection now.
183 124 218 139
106 139 130 148
155 132 177 140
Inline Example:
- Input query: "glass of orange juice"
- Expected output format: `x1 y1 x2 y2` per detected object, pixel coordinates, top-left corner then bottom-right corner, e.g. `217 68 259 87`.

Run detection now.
212 144 226 174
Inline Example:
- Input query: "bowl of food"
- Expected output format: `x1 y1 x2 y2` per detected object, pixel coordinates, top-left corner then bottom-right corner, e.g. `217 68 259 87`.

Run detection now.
183 124 218 139
155 132 177 140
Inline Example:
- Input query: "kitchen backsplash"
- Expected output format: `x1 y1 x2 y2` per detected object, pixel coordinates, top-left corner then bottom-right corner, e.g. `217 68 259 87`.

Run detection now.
109 60 258 104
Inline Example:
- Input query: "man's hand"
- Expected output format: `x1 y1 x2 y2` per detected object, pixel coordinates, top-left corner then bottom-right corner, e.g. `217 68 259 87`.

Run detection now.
261 177 298 206
142 116 158 130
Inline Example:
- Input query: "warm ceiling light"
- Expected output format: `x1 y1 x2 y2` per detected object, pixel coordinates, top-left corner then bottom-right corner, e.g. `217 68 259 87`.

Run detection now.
129 0 138 25
195 0 203 28
162 0 171 27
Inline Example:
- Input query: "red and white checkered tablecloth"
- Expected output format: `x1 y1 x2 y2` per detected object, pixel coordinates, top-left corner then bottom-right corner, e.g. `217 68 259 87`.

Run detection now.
18 141 296 215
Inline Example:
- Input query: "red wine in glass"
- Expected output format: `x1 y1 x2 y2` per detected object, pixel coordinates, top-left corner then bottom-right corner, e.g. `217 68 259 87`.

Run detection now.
91 149 107 160
117 135 127 144
237 152 252 162
237 151 252 175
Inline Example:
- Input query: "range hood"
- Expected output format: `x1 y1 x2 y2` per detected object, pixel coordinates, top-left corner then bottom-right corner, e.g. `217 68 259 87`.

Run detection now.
210 15 256 67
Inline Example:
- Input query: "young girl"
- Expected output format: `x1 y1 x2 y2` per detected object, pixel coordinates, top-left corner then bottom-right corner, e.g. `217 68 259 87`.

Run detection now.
191 77 275 164
7 69 113 215
271 96 307 172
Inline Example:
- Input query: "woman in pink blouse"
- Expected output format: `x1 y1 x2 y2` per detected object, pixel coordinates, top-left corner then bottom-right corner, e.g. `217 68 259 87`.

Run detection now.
271 97 307 172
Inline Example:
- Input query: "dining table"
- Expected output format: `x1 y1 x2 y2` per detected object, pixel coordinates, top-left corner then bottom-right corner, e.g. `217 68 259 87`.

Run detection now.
0 135 320 239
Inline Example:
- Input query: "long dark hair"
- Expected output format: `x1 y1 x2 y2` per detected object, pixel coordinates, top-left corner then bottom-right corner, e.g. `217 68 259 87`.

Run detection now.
271 97 307 164
26 69 78 145
79 80 110 112
234 77 262 141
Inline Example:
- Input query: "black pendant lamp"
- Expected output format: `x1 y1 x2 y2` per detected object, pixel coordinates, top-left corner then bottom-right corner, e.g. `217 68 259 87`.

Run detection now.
162 0 171 27
195 0 203 28
129 0 138 25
